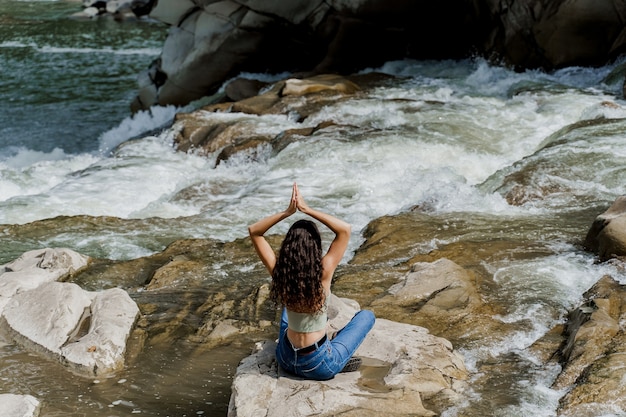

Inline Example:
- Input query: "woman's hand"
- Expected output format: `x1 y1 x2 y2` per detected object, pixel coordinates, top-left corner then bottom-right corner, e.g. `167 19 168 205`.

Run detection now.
286 183 298 215
293 182 310 213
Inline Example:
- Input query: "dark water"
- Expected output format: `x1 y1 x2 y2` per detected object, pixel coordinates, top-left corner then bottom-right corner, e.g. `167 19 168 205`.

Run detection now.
0 0 166 156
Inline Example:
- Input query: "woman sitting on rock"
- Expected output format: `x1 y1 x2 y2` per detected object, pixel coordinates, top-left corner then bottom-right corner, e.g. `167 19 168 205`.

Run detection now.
249 183 375 380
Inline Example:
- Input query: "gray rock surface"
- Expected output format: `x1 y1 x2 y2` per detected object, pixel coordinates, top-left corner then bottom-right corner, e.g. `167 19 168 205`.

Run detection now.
130 0 626 110
0 394 40 417
0 248 90 313
228 295 468 417
0 248 139 377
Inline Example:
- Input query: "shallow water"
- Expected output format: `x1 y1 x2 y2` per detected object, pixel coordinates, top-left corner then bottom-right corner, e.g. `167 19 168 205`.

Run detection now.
2 1 626 416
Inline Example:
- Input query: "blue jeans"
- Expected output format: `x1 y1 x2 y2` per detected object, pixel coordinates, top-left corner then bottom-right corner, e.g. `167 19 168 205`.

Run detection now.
275 307 375 380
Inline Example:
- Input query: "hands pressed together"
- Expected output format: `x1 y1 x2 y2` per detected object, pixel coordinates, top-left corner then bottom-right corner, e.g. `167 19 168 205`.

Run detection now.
287 182 309 215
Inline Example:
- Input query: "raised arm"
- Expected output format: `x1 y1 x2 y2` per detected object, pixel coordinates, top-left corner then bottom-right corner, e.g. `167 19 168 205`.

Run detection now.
248 184 297 275
294 184 351 276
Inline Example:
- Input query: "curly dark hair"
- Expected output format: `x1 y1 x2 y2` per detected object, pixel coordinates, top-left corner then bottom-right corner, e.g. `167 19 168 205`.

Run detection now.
270 219 325 313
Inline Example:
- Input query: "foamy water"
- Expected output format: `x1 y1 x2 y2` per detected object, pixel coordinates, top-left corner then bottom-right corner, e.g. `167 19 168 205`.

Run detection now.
3 2 626 415
2 58 623 237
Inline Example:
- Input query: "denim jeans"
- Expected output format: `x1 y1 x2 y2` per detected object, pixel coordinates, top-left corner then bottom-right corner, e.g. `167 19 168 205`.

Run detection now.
275 307 375 380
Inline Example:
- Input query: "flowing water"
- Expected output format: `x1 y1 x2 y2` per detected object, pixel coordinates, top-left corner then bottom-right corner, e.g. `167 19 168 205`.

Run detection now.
2 1 626 416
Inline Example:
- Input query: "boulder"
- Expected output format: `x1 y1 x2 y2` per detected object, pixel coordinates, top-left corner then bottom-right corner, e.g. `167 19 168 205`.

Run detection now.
0 248 139 377
131 0 626 110
531 0 626 68
224 77 268 102
584 196 626 261
371 258 503 342
148 0 196 25
0 394 40 417
554 275 626 415
227 295 468 417
1 281 139 377
374 258 483 316
0 248 90 314
552 276 623 390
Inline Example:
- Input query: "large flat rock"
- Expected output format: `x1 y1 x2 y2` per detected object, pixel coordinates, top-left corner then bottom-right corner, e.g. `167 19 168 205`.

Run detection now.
228 296 468 416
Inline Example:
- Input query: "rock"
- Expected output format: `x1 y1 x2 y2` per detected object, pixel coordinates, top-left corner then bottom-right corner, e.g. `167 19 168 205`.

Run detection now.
375 258 482 314
584 195 626 261
0 248 90 314
235 0 324 25
224 77 268 102
71 6 101 19
552 276 622 389
145 254 205 289
149 2 258 107
171 110 276 157
148 0 196 25
132 0 626 110
229 85 283 115
532 0 625 68
171 74 365 161
0 394 40 417
0 248 139 377
227 295 468 417
61 287 140 375
281 74 361 96
557 334 626 417
547 275 626 415
370 258 502 342
1 281 139 377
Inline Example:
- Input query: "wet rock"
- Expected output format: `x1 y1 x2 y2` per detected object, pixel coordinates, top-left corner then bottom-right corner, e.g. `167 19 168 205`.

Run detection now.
145 254 205 290
584 195 626 261
0 248 139 377
229 82 284 115
0 248 90 313
551 275 626 415
225 74 361 116
281 74 361 96
1 281 139 377
224 77 268 102
373 258 483 316
131 238 278 348
484 118 626 207
370 258 503 343
171 74 364 161
0 394 40 417
129 1 420 109
228 295 468 417
552 276 623 389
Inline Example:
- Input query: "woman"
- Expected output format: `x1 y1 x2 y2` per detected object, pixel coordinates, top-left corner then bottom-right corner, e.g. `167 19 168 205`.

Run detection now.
249 183 375 380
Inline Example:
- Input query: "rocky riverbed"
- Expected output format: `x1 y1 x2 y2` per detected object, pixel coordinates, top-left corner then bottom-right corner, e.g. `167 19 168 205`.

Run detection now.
3 74 626 416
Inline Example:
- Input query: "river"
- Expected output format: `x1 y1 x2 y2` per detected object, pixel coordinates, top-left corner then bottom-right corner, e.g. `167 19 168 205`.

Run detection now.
1 1 626 416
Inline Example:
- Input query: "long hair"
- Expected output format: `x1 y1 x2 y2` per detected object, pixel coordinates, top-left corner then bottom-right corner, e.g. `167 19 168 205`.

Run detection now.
270 219 324 313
